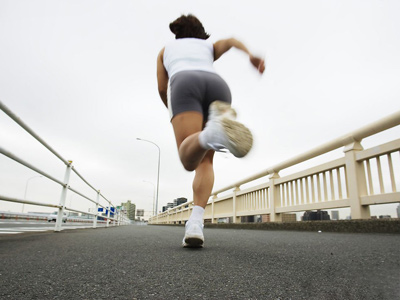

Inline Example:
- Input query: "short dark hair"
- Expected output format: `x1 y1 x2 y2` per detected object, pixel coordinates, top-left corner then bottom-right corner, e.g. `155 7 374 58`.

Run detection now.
169 14 210 40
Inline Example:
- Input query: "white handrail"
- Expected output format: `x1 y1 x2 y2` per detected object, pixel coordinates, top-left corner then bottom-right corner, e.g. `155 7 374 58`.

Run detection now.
0 194 61 209
213 110 400 195
0 99 130 227
0 100 70 165
0 146 65 186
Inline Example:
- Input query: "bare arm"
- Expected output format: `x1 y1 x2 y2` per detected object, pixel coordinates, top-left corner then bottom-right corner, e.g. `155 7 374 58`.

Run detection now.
213 38 265 74
156 48 169 108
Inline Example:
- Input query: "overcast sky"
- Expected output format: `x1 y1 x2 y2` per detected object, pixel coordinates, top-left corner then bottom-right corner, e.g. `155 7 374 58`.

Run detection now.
1 0 399 219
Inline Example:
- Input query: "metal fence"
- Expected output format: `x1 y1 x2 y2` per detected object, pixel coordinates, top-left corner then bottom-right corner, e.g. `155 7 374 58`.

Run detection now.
0 100 130 231
150 110 400 224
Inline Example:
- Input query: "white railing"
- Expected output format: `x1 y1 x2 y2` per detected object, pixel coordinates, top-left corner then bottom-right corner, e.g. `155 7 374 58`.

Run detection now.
150 110 400 224
0 100 131 230
0 211 109 224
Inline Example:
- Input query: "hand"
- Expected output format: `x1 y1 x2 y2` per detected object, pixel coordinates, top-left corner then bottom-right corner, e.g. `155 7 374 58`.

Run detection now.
250 55 265 74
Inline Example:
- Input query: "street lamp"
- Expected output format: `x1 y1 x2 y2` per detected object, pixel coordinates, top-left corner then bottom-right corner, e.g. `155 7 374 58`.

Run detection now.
143 180 156 216
23 175 43 213
136 138 160 215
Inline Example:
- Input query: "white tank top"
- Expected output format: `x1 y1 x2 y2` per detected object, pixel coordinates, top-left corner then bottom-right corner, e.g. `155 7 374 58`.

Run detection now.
163 38 216 78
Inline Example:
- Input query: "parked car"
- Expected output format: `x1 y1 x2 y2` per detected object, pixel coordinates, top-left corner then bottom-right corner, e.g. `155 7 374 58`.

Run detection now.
47 211 67 223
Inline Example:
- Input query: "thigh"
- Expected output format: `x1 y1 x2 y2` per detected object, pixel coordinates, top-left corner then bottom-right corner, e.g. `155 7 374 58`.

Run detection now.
171 111 204 148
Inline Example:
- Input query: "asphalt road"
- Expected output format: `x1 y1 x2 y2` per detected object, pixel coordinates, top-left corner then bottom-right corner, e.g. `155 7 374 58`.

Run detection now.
0 225 399 299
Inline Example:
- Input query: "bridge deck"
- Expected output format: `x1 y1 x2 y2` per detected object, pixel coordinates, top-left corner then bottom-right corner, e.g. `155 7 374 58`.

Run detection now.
0 225 399 299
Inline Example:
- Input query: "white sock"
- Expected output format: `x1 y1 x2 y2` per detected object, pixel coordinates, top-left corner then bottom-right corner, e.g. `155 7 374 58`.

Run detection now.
189 205 205 222
198 120 226 151
198 127 212 150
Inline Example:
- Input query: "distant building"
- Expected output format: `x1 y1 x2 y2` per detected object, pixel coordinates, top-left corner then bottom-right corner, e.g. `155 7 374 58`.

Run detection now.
379 215 391 219
217 217 230 223
331 210 339 220
237 213 298 223
176 197 187 206
241 216 255 223
302 210 330 221
262 214 270 222
172 197 187 207
121 200 136 221
282 214 297 222
163 198 188 212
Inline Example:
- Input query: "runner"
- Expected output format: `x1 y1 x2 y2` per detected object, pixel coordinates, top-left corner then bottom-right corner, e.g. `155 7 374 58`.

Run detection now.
156 14 265 247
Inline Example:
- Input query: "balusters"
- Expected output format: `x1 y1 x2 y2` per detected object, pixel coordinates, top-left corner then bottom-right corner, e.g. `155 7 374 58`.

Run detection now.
323 172 328 201
337 168 343 199
317 173 322 202
387 153 396 192
376 156 385 194
365 160 374 195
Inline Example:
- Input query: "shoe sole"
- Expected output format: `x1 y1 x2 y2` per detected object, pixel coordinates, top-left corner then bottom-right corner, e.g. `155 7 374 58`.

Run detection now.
183 236 204 248
211 101 253 158
222 118 253 158
211 100 237 119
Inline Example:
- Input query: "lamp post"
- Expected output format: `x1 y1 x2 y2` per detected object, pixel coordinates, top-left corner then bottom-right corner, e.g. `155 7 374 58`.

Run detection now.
143 180 156 216
23 175 43 213
136 138 160 215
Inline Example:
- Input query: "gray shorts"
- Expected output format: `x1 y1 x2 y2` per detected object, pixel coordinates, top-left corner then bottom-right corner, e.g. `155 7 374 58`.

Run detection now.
168 70 232 121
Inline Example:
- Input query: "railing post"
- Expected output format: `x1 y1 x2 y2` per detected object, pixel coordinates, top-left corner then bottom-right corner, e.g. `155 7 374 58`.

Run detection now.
232 186 240 223
55 161 72 232
93 190 100 228
106 204 111 228
269 172 282 222
211 195 217 223
344 141 370 219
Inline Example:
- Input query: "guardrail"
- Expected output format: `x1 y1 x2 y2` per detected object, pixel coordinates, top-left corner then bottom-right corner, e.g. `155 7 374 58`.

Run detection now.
0 211 109 224
0 100 131 230
150 110 400 224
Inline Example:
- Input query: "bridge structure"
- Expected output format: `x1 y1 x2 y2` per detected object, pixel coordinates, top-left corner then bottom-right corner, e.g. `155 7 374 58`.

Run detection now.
1 100 399 227
150 111 400 225
1 100 400 299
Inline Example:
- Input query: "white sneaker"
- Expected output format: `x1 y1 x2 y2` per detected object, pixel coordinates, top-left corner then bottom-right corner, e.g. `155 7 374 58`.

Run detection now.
201 101 253 158
182 220 204 248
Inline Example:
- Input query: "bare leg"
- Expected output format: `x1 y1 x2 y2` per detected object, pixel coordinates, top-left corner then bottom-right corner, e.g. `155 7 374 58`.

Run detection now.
171 111 215 206
172 111 213 247
192 150 215 208
171 112 209 171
